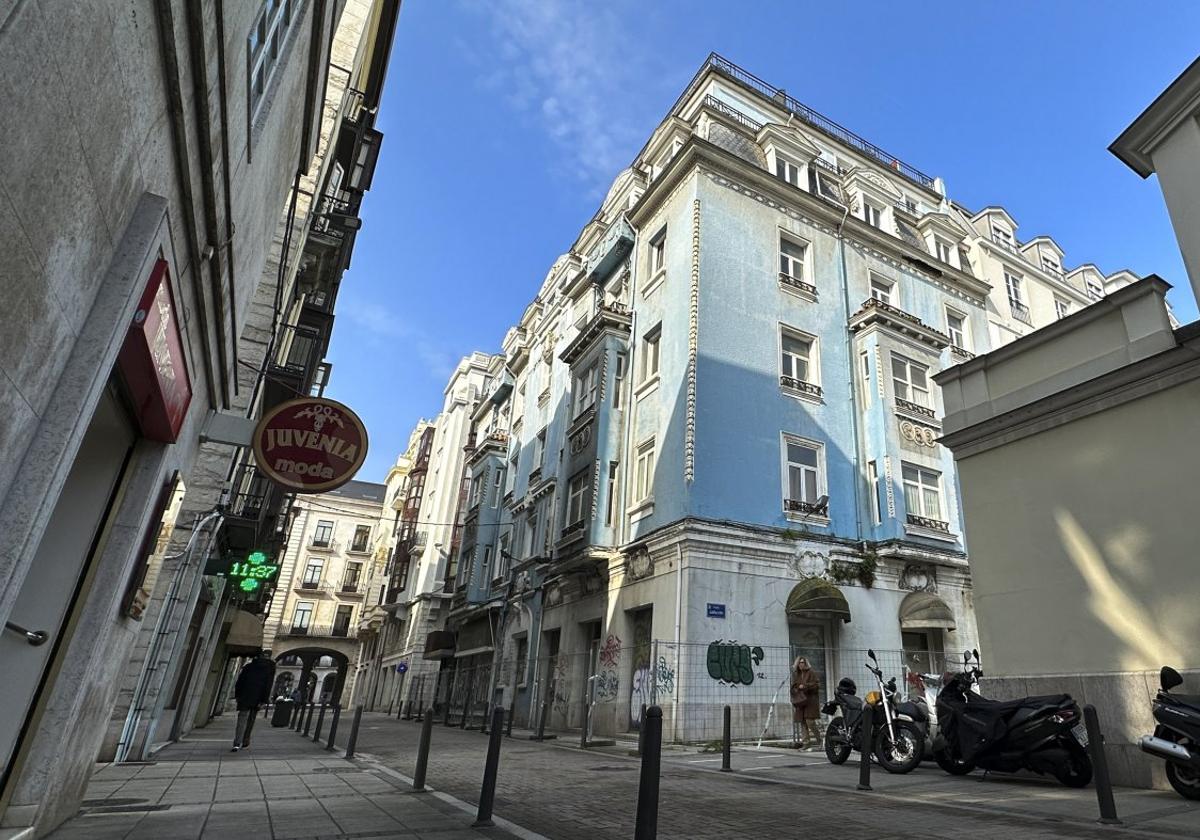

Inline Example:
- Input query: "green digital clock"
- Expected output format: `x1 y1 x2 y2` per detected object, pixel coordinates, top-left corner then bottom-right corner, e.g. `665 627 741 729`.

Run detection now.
225 550 280 594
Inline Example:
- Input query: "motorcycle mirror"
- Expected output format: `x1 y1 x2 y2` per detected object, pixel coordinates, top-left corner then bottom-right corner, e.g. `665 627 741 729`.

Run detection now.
1162 666 1184 692
867 648 876 660
972 648 980 662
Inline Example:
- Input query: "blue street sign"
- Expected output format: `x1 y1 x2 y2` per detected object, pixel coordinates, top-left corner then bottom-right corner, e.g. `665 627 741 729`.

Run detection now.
707 603 726 619
396 662 408 674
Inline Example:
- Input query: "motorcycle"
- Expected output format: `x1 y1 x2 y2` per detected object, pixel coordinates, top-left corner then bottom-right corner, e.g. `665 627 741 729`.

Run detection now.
933 650 1092 788
822 649 925 774
1139 665 1200 800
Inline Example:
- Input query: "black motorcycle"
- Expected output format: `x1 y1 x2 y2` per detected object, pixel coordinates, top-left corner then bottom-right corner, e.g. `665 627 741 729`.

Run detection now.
1140 666 1200 800
822 650 925 774
933 650 1092 788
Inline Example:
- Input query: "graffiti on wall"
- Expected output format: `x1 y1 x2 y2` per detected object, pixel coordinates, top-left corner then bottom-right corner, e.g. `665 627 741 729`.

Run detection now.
706 640 765 686
629 609 653 729
654 656 675 696
595 670 619 701
551 656 570 715
599 634 622 669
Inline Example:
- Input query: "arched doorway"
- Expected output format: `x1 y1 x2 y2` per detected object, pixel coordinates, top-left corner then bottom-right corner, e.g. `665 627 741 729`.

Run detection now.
320 673 337 703
785 579 851 702
273 648 351 706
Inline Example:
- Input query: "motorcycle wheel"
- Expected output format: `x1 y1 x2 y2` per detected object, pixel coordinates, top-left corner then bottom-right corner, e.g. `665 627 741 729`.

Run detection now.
934 747 975 776
1053 751 1093 788
824 720 852 765
1166 761 1200 800
875 720 924 775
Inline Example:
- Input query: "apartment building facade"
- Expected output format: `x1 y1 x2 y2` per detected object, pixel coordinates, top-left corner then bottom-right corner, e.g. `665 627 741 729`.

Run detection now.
422 55 1145 742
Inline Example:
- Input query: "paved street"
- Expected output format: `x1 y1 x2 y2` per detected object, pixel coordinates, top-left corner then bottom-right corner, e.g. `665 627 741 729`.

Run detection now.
351 712 1200 840
43 712 523 840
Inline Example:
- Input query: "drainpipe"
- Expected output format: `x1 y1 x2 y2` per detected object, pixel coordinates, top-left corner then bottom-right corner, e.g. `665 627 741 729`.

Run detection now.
834 201 866 544
672 543 683 743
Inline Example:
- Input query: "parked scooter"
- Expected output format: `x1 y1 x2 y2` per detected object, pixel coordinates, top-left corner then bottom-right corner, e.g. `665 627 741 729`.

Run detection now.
933 650 1092 787
1139 666 1200 800
822 649 925 774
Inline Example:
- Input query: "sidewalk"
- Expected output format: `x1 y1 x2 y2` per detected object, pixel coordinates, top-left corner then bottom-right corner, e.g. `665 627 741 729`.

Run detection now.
44 711 525 840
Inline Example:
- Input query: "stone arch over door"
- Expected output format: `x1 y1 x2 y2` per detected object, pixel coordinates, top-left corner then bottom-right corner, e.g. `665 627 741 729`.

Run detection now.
274 647 351 705
785 580 851 703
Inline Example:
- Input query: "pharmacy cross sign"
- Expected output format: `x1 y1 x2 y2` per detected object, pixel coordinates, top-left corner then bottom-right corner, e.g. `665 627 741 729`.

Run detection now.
226 551 280 594
253 396 369 493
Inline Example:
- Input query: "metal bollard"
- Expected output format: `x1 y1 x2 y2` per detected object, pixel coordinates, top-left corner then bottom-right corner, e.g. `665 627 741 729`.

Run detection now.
580 687 590 748
721 705 732 772
535 694 550 741
312 702 328 743
402 698 413 721
857 703 874 791
634 706 663 840
344 705 364 760
474 708 506 827
1083 704 1121 824
325 704 342 751
303 703 315 737
413 709 434 792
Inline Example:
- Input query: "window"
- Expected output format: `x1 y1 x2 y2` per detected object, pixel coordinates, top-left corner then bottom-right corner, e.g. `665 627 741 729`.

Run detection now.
351 525 370 552
935 239 953 264
613 354 627 409
640 326 661 384
1054 297 1071 320
566 471 588 526
650 228 666 275
859 351 872 406
482 546 493 578
864 201 882 228
492 469 504 507
633 439 656 504
891 354 931 408
775 153 802 187
902 463 943 521
1042 253 1061 274
870 274 894 305
515 637 529 686
946 309 968 350
783 436 822 505
604 462 619 526
313 520 333 547
779 236 807 280
526 509 539 557
780 329 814 383
248 0 303 121
333 605 354 637
534 428 547 468
342 562 362 592
1086 277 1103 299
302 558 324 587
469 475 483 508
497 533 511 580
1004 271 1024 308
867 461 882 525
992 224 1013 245
573 364 598 417
291 602 313 633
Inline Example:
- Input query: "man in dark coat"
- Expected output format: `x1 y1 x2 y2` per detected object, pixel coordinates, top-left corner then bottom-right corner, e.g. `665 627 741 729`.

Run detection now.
790 656 821 750
232 650 275 752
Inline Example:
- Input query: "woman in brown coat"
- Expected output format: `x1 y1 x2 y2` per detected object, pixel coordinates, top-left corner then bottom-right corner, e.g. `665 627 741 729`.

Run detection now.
790 656 821 749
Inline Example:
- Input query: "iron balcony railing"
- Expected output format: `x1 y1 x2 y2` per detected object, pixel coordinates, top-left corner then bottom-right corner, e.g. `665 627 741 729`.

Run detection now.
280 623 353 639
779 375 823 399
692 54 935 190
226 462 273 521
272 322 322 378
779 272 818 297
895 397 937 420
1010 300 1033 325
703 94 761 132
785 498 828 516
907 513 951 534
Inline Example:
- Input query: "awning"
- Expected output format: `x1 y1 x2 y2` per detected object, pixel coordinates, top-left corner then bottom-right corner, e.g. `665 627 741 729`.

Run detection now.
225 609 265 654
899 591 957 631
786 579 851 623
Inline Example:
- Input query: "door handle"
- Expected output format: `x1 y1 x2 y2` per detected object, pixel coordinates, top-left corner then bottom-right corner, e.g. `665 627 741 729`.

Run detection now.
4 620 48 646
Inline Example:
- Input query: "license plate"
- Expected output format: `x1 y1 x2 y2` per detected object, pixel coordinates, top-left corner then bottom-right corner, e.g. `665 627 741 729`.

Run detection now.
1072 723 1089 747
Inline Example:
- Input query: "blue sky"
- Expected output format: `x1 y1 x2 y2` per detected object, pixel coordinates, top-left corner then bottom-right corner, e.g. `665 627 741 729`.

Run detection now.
328 0 1200 482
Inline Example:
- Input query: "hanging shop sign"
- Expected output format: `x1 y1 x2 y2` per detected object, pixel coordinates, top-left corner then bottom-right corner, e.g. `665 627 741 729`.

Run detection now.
253 396 369 493
223 550 281 595
117 258 192 442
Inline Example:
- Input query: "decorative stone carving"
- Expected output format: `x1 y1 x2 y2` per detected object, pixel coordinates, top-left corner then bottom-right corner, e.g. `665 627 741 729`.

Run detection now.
544 582 562 607
625 549 654 581
898 419 938 449
788 549 828 579
899 563 937 593
568 423 592 455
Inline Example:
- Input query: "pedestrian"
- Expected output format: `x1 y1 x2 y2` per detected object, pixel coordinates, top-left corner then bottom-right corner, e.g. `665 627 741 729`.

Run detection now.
232 650 275 752
790 656 821 750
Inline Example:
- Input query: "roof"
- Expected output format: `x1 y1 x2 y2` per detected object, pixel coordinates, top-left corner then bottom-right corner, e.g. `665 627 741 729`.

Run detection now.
1110 55 1200 178
324 479 387 503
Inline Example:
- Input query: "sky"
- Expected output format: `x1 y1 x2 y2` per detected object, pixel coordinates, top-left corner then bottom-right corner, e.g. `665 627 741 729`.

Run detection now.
326 0 1200 483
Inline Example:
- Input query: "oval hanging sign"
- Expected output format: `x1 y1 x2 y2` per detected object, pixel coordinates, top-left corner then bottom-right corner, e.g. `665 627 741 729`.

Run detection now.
252 397 369 493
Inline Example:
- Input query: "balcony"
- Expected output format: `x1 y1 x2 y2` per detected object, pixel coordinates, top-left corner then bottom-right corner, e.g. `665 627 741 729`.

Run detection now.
780 375 823 400
785 498 829 517
703 94 762 133
779 272 818 299
221 463 287 555
906 513 951 534
559 302 633 365
339 582 364 598
895 397 937 422
346 541 371 556
1009 300 1032 326
279 623 354 639
296 579 326 593
849 298 950 352
308 537 337 552
264 322 324 410
990 233 1021 257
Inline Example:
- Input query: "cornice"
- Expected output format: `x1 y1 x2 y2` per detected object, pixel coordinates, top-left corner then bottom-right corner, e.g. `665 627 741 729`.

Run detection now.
1110 56 1200 177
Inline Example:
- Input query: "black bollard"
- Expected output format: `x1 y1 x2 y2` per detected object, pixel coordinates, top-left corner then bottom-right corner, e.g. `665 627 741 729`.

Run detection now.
344 705 364 759
1083 704 1121 824
325 704 342 751
402 697 413 721
721 705 732 772
580 686 590 748
312 702 327 743
634 706 663 840
290 703 300 730
413 708 434 792
857 703 874 791
474 708 506 827
303 702 315 737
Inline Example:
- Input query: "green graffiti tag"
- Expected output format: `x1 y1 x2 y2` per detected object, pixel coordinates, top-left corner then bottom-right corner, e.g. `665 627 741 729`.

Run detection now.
706 641 765 686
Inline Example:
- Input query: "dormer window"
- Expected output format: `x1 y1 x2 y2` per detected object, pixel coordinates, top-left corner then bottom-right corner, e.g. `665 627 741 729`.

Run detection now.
991 224 1014 245
864 201 883 228
1041 254 1061 274
775 153 802 188
934 239 953 265
1086 277 1103 299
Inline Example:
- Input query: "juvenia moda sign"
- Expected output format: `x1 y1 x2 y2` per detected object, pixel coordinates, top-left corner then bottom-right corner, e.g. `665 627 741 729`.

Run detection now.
253 397 368 493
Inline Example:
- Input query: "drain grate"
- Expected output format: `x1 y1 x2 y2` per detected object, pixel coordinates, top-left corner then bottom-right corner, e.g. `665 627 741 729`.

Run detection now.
82 798 146 807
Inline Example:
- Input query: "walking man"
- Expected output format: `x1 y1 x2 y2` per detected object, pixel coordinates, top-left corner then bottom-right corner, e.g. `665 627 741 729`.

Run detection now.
232 650 275 752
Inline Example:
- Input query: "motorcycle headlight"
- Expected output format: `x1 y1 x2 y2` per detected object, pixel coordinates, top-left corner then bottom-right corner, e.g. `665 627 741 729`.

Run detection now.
865 691 882 705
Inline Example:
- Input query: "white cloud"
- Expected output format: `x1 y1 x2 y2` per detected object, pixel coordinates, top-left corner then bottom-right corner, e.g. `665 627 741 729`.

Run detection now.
461 0 658 192
340 298 457 381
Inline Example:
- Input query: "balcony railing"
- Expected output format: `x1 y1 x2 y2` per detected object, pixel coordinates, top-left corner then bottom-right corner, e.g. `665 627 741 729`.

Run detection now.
691 54 935 190
225 463 273 521
309 537 337 552
703 94 762 132
561 520 586 538
906 513 951 534
1009 300 1032 325
785 498 828 516
895 397 937 420
280 623 353 639
339 582 363 596
780 376 823 399
990 233 1021 256
779 272 818 297
272 322 322 378
297 580 325 592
